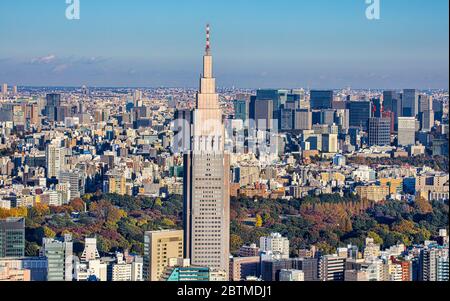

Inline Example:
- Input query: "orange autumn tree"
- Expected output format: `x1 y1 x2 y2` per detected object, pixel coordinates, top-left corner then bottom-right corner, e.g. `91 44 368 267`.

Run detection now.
414 196 433 214
0 207 28 219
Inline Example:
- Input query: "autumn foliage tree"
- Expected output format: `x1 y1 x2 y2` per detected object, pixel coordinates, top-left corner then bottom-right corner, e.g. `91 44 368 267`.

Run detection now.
414 196 433 214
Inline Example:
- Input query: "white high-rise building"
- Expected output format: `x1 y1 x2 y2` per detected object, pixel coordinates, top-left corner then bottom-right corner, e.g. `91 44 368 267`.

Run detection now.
41 234 73 281
421 244 449 281
260 233 290 259
183 24 230 277
59 170 86 201
398 117 416 146
46 141 66 179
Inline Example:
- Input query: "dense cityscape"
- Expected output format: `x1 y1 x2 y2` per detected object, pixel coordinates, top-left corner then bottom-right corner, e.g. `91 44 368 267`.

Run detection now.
1 0 449 287
1 25 448 282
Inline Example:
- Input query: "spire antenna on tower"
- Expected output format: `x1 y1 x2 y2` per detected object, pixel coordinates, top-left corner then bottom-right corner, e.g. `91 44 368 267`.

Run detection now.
206 23 211 54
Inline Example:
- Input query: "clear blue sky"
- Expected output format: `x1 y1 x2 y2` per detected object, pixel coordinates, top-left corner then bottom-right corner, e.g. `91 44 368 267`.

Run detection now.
0 0 448 89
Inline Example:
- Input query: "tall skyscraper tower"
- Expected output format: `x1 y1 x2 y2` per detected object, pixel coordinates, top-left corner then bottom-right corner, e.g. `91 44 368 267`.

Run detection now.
46 140 66 179
183 25 230 276
368 117 391 146
1 83 8 97
402 89 419 117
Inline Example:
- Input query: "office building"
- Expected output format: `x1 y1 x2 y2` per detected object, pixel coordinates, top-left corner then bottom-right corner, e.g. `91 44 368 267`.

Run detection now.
229 256 260 281
234 99 249 121
368 117 391 146
45 93 62 122
348 101 372 130
402 89 419 117
261 259 294 281
46 141 66 179
372 98 383 117
356 185 389 202
255 89 282 120
0 257 47 281
41 234 73 281
398 117 417 146
260 233 289 259
183 25 230 277
107 253 137 282
280 109 294 131
310 90 333 110
164 265 210 281
319 255 346 281
294 258 318 281
106 172 127 195
58 170 86 201
383 91 401 118
335 109 350 132
322 133 338 153
254 99 274 129
320 109 336 126
143 230 183 281
419 94 433 113
239 244 260 257
0 218 25 258
433 99 444 121
422 110 434 132
294 109 312 130
420 244 449 281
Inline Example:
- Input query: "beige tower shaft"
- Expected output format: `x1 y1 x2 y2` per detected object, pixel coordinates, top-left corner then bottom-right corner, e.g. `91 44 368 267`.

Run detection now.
183 24 230 277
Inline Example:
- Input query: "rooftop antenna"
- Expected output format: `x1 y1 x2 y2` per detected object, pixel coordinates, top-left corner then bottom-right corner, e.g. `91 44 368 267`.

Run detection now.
206 23 211 55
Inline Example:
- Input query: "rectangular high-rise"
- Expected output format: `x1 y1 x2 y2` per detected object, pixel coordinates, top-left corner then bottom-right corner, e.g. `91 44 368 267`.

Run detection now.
234 99 249 121
143 230 183 281
0 218 25 258
294 109 312 130
41 234 73 281
45 93 62 122
422 110 435 132
255 89 282 120
1 84 7 97
348 101 372 130
46 141 66 179
310 90 333 110
183 25 230 277
280 109 294 131
319 255 346 281
322 133 338 153
368 117 391 146
254 99 274 129
398 117 417 146
383 91 402 127
402 89 419 117
59 170 86 201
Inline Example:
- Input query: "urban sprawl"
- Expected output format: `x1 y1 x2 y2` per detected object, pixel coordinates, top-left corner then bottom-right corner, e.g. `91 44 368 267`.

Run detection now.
0 27 449 282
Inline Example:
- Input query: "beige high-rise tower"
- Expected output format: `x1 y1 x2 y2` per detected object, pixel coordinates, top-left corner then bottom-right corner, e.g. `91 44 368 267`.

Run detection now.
183 24 230 277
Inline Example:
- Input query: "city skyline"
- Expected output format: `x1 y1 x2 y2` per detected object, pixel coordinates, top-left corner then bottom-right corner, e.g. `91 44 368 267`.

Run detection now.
0 1 448 287
0 0 449 89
